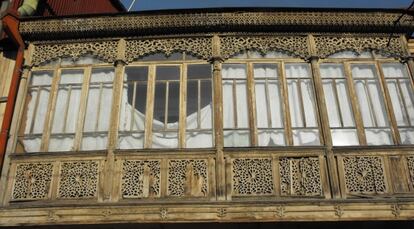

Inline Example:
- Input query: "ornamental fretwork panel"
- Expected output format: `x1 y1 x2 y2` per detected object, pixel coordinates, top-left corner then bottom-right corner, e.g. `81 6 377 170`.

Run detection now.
29 35 408 67
279 157 322 196
32 41 118 66
167 160 208 197
342 156 388 195
407 156 414 190
231 156 323 197
12 163 53 200
232 158 275 196
121 160 161 198
125 37 213 62
314 36 405 58
220 36 309 59
57 161 99 199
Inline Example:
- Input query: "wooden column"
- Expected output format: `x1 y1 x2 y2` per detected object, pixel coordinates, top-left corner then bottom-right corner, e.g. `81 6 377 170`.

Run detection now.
211 35 226 201
307 34 340 199
104 39 126 202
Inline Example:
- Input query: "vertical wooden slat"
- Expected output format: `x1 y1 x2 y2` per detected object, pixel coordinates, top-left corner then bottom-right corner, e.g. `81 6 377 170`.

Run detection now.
179 64 187 148
343 62 367 145
272 155 280 197
388 156 409 193
280 62 293 146
247 62 257 146
74 67 91 151
144 65 156 148
41 66 62 152
376 62 401 145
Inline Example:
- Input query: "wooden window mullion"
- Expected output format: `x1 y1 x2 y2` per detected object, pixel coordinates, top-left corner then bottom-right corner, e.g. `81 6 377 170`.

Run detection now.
280 61 293 146
41 66 61 152
179 64 187 148
73 66 92 151
247 62 257 146
375 61 401 145
343 62 367 145
144 65 156 148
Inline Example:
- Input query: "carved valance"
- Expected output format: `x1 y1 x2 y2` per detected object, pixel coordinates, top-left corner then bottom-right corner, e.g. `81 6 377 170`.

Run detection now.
314 36 406 58
220 36 309 59
125 37 213 62
31 41 118 66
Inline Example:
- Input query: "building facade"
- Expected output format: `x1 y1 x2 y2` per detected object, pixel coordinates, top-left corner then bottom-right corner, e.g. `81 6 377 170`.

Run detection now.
0 6 414 226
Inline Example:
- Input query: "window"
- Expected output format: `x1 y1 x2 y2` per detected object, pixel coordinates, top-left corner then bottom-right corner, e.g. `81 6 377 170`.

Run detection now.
320 51 414 145
17 56 114 152
223 50 320 147
118 52 214 149
17 48 414 153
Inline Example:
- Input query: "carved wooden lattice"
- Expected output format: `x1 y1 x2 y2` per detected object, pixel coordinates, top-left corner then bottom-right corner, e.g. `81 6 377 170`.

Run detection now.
343 156 387 194
314 36 405 58
121 160 161 198
58 161 99 199
12 163 53 200
32 41 118 66
125 38 212 62
220 36 309 59
167 160 208 197
279 157 322 196
407 156 414 189
232 158 274 195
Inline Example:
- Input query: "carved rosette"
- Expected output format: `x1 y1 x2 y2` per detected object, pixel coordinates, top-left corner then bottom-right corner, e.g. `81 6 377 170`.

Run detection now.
125 37 213 62
12 163 53 200
121 160 161 198
58 161 99 199
220 36 309 59
407 156 414 190
167 159 208 197
343 156 387 195
314 36 405 58
32 41 118 66
279 157 322 196
232 158 274 196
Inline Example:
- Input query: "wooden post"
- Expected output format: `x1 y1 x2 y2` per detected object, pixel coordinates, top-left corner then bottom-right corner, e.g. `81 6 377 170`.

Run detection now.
211 35 226 201
104 39 126 202
307 34 340 199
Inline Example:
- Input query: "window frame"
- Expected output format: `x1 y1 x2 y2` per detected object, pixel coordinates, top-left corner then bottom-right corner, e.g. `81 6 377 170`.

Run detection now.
224 53 322 147
17 58 115 152
120 53 215 149
319 51 414 146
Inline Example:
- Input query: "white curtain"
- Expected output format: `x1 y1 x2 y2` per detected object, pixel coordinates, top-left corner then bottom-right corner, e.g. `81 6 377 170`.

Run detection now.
285 64 320 145
320 64 359 146
81 69 114 150
22 71 53 152
351 64 392 145
185 104 213 148
382 63 414 144
253 64 285 146
48 70 83 152
118 73 213 149
222 64 250 147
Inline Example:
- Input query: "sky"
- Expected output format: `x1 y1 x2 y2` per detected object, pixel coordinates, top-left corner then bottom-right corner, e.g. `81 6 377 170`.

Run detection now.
120 0 413 11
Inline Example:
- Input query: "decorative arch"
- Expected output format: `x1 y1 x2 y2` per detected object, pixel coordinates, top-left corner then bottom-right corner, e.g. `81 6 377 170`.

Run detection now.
220 36 309 60
32 41 118 66
125 37 213 63
314 36 405 58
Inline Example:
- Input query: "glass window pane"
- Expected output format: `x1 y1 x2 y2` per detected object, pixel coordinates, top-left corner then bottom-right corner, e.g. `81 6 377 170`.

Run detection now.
82 68 114 151
51 69 83 134
352 65 389 127
331 129 359 146
352 64 392 145
383 63 414 127
118 67 148 149
222 64 250 147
